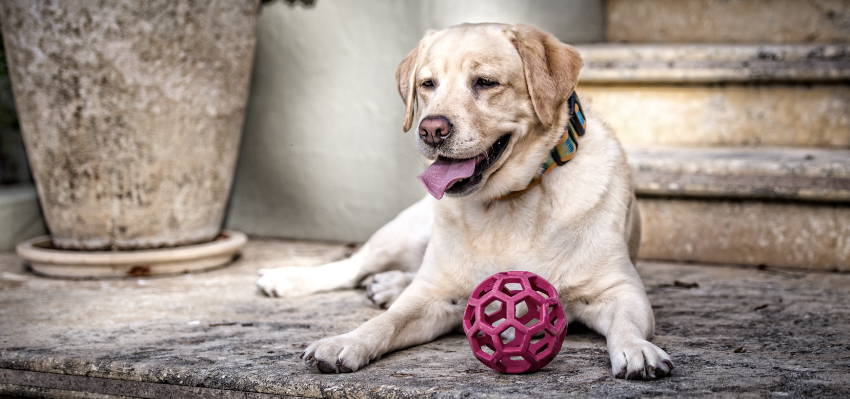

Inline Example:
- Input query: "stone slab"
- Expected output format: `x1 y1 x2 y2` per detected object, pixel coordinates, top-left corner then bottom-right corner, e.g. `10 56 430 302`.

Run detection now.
2 239 850 397
629 147 850 202
579 84 850 148
576 44 850 83
0 185 44 252
638 198 850 271
606 0 850 44
0 369 284 399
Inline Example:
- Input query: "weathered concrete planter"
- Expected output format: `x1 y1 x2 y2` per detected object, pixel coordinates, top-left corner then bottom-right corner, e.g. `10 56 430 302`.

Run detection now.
0 1 259 254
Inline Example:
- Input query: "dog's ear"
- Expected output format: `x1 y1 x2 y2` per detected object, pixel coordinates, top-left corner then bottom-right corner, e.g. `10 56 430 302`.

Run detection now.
510 24 583 127
396 30 438 132
395 46 419 132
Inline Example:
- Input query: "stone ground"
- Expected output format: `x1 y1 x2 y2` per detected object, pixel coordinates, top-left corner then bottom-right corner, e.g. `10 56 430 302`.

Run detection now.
0 239 848 398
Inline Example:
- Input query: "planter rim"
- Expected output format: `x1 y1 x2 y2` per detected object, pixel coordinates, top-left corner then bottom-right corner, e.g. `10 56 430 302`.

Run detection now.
16 230 247 267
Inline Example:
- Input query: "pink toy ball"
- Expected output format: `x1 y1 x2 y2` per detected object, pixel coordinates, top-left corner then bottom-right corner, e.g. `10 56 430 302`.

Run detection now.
462 271 568 374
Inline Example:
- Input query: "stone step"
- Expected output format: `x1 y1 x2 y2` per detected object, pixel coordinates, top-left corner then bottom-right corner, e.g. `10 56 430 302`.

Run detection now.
605 0 850 44
628 147 850 270
628 147 850 202
575 44 850 148
637 198 849 271
577 44 850 84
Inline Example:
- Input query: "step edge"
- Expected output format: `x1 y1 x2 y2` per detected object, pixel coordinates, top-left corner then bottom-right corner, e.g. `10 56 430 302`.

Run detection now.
579 70 850 84
576 44 850 83
634 186 850 203
627 148 850 202
575 44 850 62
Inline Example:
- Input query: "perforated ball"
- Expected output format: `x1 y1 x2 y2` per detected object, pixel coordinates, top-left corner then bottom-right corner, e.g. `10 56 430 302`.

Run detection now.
462 271 567 374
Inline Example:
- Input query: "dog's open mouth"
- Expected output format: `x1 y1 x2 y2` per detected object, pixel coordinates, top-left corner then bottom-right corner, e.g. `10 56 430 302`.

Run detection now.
419 134 511 199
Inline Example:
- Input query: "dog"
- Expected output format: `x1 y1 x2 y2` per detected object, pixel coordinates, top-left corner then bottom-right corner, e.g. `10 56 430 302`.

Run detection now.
257 23 673 380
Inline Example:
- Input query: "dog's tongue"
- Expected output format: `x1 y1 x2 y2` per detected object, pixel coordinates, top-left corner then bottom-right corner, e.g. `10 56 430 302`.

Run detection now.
419 157 476 199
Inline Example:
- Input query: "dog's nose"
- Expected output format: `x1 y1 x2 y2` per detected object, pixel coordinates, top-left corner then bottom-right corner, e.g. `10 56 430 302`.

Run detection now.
419 115 452 146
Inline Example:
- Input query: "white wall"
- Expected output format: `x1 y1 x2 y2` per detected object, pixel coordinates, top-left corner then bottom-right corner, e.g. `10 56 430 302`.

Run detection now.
227 0 604 242
421 0 603 42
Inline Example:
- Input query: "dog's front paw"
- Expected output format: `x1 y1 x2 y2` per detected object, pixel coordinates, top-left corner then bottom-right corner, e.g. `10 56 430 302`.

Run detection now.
361 271 414 308
302 333 372 373
609 338 673 380
257 266 325 298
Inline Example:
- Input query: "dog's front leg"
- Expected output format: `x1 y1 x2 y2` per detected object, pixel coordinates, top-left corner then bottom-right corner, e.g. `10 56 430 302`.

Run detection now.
573 276 673 380
303 278 464 373
257 196 433 298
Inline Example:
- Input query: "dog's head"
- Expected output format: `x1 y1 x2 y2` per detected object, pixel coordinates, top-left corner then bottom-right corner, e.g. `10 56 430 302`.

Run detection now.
397 23 582 200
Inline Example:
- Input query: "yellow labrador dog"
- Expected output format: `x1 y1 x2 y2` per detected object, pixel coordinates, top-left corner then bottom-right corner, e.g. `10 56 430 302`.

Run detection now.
258 23 672 380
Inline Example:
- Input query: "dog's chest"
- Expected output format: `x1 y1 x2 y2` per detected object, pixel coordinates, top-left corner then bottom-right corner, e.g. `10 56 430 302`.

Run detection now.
434 200 582 278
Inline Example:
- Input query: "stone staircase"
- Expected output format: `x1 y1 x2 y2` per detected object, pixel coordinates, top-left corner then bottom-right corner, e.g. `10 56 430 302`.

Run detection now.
578 0 850 271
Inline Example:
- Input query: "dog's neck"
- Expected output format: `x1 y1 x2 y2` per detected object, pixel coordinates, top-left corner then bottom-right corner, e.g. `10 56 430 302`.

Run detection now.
497 92 587 201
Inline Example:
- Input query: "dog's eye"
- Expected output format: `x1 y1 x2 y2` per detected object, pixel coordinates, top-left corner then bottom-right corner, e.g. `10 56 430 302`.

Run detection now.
420 79 435 89
474 77 499 88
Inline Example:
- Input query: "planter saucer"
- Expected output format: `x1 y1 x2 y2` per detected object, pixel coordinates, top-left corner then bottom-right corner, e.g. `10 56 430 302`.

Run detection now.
16 230 247 278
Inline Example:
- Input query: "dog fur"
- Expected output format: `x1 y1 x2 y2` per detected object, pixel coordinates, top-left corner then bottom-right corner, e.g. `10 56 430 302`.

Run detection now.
257 23 672 380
